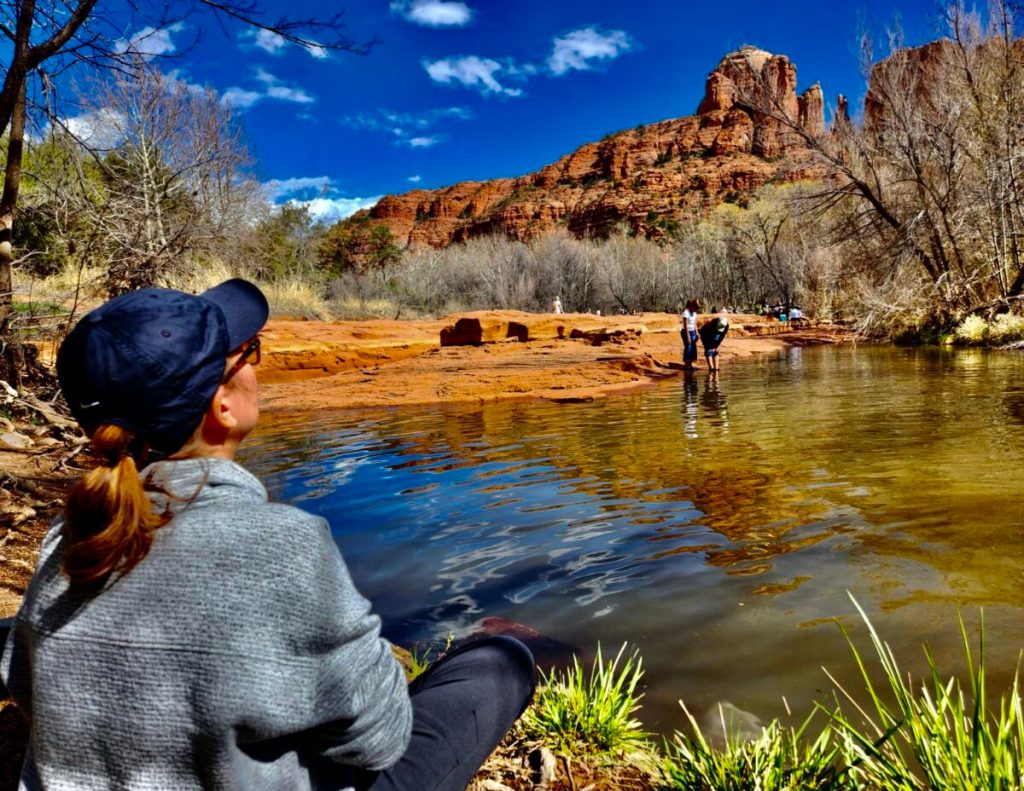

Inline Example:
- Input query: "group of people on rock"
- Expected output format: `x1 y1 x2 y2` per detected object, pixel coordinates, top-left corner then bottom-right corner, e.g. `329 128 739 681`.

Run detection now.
680 299 730 374
753 302 804 322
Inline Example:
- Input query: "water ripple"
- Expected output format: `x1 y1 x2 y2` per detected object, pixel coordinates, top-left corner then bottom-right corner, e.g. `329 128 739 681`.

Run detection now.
243 346 1024 733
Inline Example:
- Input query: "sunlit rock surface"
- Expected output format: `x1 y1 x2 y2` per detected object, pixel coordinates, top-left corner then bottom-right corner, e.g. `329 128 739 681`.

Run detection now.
258 312 851 411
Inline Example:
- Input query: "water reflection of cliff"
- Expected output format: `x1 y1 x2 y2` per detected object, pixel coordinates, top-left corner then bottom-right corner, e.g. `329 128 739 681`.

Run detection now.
245 345 1024 621
256 380 843 583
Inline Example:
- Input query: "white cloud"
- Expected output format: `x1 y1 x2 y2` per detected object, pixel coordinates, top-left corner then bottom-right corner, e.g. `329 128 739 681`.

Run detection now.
162 69 209 97
424 56 522 97
342 106 472 146
380 107 472 129
253 29 287 55
64 108 126 149
265 83 315 103
391 0 473 27
115 22 185 61
548 27 632 75
240 28 329 60
261 176 379 222
288 196 382 223
408 175 422 183
263 176 332 201
222 69 315 109
221 87 264 109
255 68 314 103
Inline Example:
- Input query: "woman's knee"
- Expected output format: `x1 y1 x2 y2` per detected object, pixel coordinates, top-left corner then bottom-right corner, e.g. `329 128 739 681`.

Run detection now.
464 635 536 704
476 636 535 693
431 636 536 711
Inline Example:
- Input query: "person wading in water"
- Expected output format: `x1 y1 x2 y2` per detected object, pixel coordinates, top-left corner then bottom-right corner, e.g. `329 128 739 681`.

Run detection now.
680 299 701 371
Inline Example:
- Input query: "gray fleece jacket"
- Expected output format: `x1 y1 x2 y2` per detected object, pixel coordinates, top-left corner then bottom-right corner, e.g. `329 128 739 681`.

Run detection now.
0 457 412 790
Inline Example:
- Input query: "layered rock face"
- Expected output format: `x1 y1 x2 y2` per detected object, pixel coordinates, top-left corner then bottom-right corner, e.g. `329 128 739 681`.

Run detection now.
360 46 828 248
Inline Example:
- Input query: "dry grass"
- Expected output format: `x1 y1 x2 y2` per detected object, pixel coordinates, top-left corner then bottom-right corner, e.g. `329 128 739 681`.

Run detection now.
14 262 336 323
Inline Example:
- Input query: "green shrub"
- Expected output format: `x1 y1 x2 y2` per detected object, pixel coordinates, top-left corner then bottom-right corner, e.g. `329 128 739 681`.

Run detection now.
520 643 651 764
989 313 1024 344
954 314 989 343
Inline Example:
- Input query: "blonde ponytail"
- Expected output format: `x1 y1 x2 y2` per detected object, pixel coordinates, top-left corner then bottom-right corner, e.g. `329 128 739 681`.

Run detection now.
63 424 169 586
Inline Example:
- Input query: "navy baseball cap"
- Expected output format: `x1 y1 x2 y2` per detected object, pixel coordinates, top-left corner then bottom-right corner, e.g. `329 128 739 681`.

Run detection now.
57 279 269 455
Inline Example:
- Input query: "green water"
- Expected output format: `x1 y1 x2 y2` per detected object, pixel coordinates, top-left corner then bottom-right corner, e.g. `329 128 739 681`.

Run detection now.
242 345 1024 734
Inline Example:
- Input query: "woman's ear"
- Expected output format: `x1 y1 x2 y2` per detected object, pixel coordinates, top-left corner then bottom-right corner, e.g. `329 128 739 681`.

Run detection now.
203 384 237 440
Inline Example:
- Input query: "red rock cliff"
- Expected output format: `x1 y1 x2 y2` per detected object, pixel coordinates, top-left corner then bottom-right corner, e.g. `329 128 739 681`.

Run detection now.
357 47 828 248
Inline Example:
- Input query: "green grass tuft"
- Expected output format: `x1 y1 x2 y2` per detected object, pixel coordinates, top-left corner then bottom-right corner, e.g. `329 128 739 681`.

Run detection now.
826 595 1024 790
405 633 454 682
520 642 652 764
661 705 846 790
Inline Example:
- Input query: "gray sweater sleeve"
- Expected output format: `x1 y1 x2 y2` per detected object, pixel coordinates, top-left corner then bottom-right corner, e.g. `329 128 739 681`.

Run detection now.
261 508 412 770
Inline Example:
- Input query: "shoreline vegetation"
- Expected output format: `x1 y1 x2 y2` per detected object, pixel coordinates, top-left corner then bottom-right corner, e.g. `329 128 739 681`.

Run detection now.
471 596 1024 790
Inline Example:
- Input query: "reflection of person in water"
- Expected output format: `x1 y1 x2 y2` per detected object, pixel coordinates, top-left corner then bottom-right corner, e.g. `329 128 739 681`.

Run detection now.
683 374 699 439
682 370 730 439
701 375 729 432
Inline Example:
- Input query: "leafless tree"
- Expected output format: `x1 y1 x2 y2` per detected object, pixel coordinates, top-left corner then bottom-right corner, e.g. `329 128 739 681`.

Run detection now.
48 63 260 294
597 234 674 313
0 0 373 383
732 1 1024 332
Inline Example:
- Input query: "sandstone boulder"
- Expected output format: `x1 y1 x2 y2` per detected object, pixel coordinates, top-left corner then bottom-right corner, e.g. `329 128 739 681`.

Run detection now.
569 326 644 346
440 316 528 346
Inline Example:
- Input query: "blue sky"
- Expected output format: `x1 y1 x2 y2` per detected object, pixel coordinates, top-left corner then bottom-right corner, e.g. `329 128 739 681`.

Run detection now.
104 0 957 222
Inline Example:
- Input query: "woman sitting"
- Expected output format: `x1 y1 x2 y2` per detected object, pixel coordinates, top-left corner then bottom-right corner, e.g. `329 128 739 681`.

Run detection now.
1 279 534 790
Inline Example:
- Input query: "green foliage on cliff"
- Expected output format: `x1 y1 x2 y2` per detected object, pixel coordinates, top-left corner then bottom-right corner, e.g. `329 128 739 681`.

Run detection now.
319 214 401 275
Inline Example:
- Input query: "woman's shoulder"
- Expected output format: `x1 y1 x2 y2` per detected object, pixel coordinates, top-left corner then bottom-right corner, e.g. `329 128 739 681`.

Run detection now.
182 495 329 543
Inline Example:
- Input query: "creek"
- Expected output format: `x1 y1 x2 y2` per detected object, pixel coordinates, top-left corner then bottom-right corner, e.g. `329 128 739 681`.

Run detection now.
241 345 1024 735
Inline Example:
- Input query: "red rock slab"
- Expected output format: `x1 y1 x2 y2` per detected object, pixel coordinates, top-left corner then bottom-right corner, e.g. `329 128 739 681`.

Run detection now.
260 318 447 382
257 312 852 413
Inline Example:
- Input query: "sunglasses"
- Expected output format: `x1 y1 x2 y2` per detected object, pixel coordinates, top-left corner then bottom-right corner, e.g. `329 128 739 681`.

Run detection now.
223 336 261 383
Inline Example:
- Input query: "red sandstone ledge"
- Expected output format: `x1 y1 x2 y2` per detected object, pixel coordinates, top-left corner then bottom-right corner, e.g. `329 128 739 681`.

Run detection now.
258 312 850 412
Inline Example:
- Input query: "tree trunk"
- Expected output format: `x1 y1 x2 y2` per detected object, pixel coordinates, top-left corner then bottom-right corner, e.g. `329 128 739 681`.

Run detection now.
0 79 27 386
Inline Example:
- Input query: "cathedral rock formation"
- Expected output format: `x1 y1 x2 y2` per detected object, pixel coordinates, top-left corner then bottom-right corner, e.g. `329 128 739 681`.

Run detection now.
355 46 830 249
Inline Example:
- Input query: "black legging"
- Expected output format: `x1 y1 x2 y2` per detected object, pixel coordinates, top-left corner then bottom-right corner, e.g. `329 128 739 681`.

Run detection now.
321 635 536 791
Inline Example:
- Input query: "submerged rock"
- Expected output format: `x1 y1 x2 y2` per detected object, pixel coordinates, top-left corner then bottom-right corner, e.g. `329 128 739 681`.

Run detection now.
700 700 764 747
